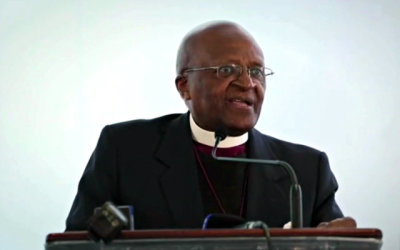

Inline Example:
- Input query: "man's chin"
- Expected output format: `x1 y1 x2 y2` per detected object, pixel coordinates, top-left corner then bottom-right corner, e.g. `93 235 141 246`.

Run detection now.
224 122 256 136
221 112 259 133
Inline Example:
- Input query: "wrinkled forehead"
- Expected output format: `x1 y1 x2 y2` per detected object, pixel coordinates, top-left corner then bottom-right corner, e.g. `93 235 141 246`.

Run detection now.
176 22 264 73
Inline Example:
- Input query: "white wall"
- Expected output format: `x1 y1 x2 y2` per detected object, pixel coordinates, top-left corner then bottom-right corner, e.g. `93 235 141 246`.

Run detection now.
0 1 399 249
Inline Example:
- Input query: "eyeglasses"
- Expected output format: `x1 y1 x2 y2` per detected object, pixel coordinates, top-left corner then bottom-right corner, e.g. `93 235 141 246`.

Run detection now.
182 64 274 84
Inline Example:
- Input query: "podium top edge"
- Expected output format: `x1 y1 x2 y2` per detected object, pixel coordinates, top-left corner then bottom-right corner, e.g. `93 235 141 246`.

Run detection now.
46 228 382 242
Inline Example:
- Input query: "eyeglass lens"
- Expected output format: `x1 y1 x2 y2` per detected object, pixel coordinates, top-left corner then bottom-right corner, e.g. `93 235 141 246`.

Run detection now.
217 65 265 82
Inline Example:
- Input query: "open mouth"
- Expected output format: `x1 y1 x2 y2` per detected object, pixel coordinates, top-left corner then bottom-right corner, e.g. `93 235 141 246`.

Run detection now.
229 97 253 107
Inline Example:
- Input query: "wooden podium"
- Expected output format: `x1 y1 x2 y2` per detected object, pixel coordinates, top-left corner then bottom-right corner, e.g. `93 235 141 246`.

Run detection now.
46 228 382 249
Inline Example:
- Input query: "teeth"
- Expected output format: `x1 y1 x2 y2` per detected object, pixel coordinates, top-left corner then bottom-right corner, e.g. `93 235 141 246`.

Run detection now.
232 98 250 105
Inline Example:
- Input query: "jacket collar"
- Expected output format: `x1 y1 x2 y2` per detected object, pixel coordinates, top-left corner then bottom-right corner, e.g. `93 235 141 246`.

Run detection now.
247 129 286 181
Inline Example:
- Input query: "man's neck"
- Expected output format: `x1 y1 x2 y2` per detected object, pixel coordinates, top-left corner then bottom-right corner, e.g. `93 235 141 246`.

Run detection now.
189 114 248 148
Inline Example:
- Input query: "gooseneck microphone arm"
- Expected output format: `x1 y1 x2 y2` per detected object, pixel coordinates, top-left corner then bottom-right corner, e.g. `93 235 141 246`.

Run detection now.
212 130 303 228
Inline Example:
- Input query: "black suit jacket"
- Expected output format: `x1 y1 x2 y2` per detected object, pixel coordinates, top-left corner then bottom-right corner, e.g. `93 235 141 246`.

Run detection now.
66 113 343 230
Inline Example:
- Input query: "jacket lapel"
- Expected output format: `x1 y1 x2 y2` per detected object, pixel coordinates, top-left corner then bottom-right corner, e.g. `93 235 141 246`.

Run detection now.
155 113 204 228
245 129 291 227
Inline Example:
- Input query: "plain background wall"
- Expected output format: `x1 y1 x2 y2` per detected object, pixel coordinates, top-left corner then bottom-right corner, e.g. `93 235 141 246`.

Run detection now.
0 0 399 249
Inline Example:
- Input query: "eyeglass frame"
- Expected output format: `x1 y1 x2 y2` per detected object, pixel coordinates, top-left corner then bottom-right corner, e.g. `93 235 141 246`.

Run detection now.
181 64 274 83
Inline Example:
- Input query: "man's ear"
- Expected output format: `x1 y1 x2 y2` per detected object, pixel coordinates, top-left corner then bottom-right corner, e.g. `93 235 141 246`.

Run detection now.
175 75 191 100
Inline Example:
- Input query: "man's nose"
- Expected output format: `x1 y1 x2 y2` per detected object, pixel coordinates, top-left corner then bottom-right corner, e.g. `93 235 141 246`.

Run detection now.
233 69 256 89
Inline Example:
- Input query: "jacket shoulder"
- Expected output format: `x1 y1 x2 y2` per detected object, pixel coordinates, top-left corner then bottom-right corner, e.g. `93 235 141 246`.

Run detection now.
108 113 182 130
96 113 185 147
102 113 181 135
252 129 324 159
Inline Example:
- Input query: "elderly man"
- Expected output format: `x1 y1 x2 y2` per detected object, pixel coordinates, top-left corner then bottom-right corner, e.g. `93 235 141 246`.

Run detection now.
66 21 355 230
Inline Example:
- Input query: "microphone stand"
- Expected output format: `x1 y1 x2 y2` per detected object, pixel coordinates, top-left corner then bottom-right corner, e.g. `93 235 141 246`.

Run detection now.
212 134 303 228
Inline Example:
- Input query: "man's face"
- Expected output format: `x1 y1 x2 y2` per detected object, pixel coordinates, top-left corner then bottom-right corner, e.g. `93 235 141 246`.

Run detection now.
177 28 266 136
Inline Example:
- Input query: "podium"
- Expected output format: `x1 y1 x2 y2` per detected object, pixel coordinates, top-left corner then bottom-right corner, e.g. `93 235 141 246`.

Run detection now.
46 228 382 249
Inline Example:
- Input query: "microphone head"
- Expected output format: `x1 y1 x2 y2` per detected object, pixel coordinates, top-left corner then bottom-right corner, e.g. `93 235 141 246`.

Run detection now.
214 126 227 141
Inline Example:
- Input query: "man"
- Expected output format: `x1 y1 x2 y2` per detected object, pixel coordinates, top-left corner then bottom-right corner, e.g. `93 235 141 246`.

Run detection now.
66 21 355 230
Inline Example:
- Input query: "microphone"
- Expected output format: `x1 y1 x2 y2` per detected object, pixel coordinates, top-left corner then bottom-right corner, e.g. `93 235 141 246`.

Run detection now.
202 213 246 229
88 202 128 243
212 127 303 228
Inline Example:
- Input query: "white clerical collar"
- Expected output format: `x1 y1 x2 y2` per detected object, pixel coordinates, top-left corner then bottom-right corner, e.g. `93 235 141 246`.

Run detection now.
189 114 248 148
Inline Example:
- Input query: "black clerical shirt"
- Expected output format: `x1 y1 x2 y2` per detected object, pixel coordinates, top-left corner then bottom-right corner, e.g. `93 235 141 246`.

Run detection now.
193 142 248 217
